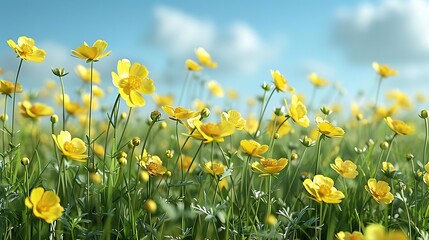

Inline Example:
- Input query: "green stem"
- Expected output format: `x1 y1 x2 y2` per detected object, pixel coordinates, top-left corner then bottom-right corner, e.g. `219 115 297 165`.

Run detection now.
10 58 23 147
59 76 66 131
178 71 191 106
254 89 276 138
314 134 323 175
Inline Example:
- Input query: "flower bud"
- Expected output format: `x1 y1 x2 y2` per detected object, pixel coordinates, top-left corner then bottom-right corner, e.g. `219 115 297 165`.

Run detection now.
160 121 168 129
50 114 59 124
132 137 141 147
406 153 414 161
274 133 280 139
261 82 271 91
139 170 150 183
380 141 389 150
356 113 363 121
0 114 8 122
118 157 127 167
366 139 375 147
165 150 174 159
89 172 102 184
265 214 278 226
274 107 285 116
21 157 30 166
144 199 157 213
320 107 332 116
291 152 298 161
420 110 429 119
150 110 161 122
201 108 211 119
51 67 68 77
121 112 127 120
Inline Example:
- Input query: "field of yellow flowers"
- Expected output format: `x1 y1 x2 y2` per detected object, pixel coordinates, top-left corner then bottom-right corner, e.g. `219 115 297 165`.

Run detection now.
0 36 428 239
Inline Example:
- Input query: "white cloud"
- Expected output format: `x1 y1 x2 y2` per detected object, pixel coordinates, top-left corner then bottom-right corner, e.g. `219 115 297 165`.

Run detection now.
148 5 280 74
333 0 429 63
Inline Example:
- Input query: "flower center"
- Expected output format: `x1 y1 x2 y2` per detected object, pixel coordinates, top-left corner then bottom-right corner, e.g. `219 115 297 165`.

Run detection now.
262 159 277 167
64 141 78 153
128 76 141 90
21 44 33 55
146 160 159 172
319 185 331 196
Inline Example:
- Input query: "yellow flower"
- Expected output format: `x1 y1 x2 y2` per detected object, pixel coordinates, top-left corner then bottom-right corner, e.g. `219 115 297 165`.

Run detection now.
195 48 217 68
65 101 87 116
384 117 414 135
374 105 397 121
382 161 395 173
0 80 22 95
303 175 345 203
52 130 87 162
189 120 235 143
364 178 394 204
364 223 409 240
424 163 429 185
315 116 345 138
93 143 105 157
207 80 224 97
75 64 101 84
335 231 365 240
308 73 329 87
138 154 167 176
286 95 309 128
245 114 259 134
386 90 412 109
221 110 246 130
153 94 175 107
330 157 358 179
7 36 46 62
185 59 203 71
251 157 288 176
92 85 104 98
82 93 99 110
240 139 269 158
204 161 225 176
227 89 239 99
25 187 64 223
112 59 155 107
178 155 197 173
372 62 397 78
71 40 111 61
19 101 54 118
162 105 199 120
268 115 291 138
271 69 294 92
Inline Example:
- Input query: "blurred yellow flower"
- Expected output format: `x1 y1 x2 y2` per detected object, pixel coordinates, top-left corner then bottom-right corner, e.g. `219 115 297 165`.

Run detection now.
92 85 104 98
386 90 412 109
372 62 397 78
71 40 111 61
245 114 259 135
112 59 155 107
374 105 397 121
153 94 175 107
315 117 345 138
384 117 414 135
7 36 46 62
207 80 224 97
365 178 394 204
185 59 203 71
52 130 87 162
195 48 217 68
221 110 246 130
178 155 197 173
138 154 168 176
65 101 87 116
240 139 269 158
364 223 409 240
335 231 364 240
162 105 199 120
303 175 345 203
382 161 395 173
268 115 291 137
271 69 293 92
189 120 235 143
330 157 358 179
75 64 101 84
286 95 309 128
19 101 54 118
204 161 225 176
0 80 22 95
424 163 429 185
308 73 329 87
25 187 64 223
82 93 99 110
251 157 288 176
227 89 239 99
93 143 105 157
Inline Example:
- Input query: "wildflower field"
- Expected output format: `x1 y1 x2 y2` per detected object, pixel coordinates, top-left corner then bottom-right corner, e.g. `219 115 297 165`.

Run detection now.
0 36 428 240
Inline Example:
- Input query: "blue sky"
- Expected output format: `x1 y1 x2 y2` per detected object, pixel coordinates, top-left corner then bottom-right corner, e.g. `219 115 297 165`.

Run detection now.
1 0 427 115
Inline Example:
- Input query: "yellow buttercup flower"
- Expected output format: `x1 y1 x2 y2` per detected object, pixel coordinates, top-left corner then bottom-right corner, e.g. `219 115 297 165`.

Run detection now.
386 90 412 109
75 64 101 84
153 94 175 107
271 70 294 92
268 115 291 137
19 101 54 118
112 59 155 107
308 73 329 87
71 40 111 61
330 157 358 179
189 120 235 143
240 139 269 158
207 80 224 97
195 48 217 68
245 114 258 135
335 231 364 240
364 223 409 240
424 163 429 185
384 117 414 135
221 110 246 130
138 154 168 176
0 80 22 95
52 130 87 162
185 59 203 71
315 116 345 138
204 161 225 176
162 105 199 121
382 161 395 173
374 105 397 121
286 95 309 128
364 178 394 204
227 89 239 99
92 85 104 98
7 36 46 62
178 155 197 173
82 93 99 110
65 101 87 116
303 175 345 203
251 157 288 176
25 187 64 223
372 62 397 78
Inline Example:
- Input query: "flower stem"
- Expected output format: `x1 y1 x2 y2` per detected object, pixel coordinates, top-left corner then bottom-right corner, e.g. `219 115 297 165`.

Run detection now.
254 89 275 138
10 58 23 147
